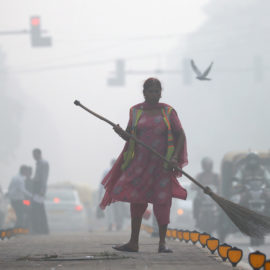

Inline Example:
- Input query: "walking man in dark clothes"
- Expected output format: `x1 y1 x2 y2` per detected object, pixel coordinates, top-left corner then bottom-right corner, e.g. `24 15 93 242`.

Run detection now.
31 148 50 234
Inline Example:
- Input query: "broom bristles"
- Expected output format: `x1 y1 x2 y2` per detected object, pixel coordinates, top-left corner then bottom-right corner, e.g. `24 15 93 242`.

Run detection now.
210 192 270 238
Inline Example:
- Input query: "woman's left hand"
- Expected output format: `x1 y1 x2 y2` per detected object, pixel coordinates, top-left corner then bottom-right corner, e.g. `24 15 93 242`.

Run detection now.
169 156 179 171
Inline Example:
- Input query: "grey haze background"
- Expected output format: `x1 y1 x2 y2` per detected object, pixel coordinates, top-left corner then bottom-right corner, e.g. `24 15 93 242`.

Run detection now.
0 0 269 190
167 0 270 176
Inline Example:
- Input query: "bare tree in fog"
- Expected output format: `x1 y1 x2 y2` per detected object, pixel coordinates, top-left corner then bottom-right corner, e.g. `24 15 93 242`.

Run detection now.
0 48 23 164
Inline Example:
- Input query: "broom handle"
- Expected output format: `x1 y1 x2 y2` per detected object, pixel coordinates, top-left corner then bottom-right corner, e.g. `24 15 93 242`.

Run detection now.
74 100 206 192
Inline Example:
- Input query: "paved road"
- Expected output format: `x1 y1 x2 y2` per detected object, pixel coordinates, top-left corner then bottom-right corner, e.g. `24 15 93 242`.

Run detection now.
0 230 248 270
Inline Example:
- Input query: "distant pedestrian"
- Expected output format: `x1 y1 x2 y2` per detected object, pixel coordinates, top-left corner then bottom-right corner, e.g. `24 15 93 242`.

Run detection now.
31 148 49 234
8 165 31 227
192 157 219 226
24 166 33 231
24 166 33 198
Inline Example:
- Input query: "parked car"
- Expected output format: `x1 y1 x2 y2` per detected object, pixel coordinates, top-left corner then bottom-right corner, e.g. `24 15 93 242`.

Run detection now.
45 186 88 232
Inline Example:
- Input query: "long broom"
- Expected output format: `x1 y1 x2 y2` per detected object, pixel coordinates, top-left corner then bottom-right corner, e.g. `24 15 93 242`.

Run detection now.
74 100 270 238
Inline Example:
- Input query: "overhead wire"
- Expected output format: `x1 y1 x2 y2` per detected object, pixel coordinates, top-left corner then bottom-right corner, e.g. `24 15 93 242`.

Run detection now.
7 33 182 69
3 53 163 73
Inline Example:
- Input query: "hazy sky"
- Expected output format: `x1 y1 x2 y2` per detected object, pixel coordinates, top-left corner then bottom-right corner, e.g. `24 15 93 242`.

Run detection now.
1 0 210 189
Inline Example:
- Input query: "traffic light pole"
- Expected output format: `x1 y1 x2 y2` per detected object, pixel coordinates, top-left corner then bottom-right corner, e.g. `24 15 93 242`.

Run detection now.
0 30 29 35
107 58 192 86
126 69 181 74
0 29 47 35
0 16 52 47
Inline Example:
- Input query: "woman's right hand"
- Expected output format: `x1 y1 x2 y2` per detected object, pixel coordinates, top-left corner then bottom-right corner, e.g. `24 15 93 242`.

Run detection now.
113 124 129 141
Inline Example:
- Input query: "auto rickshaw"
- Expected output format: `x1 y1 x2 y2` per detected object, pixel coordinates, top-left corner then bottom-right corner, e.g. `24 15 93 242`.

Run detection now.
217 150 270 245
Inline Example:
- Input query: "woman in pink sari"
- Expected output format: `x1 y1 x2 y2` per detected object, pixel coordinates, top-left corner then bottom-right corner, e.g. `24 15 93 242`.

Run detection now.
100 78 188 253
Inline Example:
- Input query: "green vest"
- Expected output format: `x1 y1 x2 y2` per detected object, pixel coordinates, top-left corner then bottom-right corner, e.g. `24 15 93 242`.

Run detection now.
121 106 175 171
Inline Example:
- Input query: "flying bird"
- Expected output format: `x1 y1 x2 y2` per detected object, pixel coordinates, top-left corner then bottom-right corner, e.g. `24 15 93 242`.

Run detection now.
190 59 213 80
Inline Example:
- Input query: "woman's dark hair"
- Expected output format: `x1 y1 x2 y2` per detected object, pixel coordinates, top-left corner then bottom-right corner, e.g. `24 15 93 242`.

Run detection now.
143 78 162 93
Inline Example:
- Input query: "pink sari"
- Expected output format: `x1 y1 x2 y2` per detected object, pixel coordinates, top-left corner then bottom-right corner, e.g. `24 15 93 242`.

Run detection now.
100 102 188 209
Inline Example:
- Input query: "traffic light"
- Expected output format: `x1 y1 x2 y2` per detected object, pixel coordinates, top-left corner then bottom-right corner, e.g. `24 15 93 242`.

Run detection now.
107 59 125 86
30 16 52 47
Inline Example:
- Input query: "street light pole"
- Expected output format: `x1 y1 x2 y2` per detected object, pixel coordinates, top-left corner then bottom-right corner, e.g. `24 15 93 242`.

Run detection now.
0 30 29 35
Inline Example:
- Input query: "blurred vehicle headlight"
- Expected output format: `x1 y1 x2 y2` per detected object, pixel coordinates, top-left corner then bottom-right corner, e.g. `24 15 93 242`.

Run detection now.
177 208 184 216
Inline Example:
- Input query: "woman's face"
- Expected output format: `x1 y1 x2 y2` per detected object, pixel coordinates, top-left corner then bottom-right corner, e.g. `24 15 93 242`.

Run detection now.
144 86 161 104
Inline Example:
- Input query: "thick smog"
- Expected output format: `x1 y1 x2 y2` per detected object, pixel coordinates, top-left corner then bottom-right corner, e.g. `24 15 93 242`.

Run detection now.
0 1 270 269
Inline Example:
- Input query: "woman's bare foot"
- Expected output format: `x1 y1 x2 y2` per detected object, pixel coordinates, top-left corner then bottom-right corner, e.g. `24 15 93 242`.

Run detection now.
158 244 173 253
112 243 138 252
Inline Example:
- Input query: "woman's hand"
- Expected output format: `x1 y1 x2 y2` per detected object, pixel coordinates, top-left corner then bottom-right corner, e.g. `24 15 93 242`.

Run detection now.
168 155 179 171
113 124 129 141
